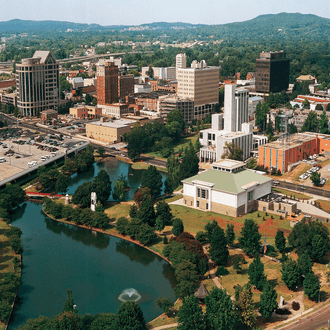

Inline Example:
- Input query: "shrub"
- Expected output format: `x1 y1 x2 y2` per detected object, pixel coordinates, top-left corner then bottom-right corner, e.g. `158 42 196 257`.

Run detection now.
292 301 300 311
196 231 208 244
215 266 229 276
116 217 129 235
163 236 168 244
275 308 291 315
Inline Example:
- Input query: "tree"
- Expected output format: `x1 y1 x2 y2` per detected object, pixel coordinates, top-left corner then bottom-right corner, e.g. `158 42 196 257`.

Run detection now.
172 218 184 237
167 109 185 133
221 142 243 161
92 169 112 205
164 177 174 195
246 158 258 169
116 217 129 235
235 283 257 328
302 98 310 109
248 254 267 290
327 103 330 112
298 253 313 276
275 230 286 253
319 111 329 134
127 126 149 161
179 142 199 180
72 181 93 207
266 121 274 140
301 110 318 132
226 223 235 247
205 287 235 330
97 146 105 157
281 258 302 290
55 173 69 193
209 226 229 266
155 297 174 316
113 179 126 201
91 313 119 330
62 289 76 313
288 219 330 261
303 272 320 301
311 234 326 262
174 260 199 298
141 165 163 199
138 195 156 226
117 301 146 330
178 295 205 330
239 219 261 256
146 65 154 78
136 223 157 245
311 172 321 186
156 200 173 226
255 102 269 131
259 282 278 319
275 110 283 131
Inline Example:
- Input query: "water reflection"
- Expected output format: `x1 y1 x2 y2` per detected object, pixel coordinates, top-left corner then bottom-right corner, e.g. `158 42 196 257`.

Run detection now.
9 203 27 222
44 217 110 250
115 240 157 266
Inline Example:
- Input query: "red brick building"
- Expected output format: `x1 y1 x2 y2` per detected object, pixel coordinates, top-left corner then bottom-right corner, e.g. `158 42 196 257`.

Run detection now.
97 61 118 105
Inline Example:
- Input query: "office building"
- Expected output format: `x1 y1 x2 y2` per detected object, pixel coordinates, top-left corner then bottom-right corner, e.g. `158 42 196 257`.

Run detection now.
223 85 249 133
16 50 60 116
118 74 134 100
255 51 290 93
177 59 220 121
97 61 119 106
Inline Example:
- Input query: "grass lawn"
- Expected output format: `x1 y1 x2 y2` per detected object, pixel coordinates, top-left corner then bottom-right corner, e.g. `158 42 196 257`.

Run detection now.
0 219 21 330
168 205 292 244
174 185 182 192
315 199 330 214
104 202 132 221
132 162 167 172
272 187 312 200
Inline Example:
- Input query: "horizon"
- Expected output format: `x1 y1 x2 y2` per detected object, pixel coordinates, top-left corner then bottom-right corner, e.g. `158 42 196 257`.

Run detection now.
0 12 329 27
1 0 330 27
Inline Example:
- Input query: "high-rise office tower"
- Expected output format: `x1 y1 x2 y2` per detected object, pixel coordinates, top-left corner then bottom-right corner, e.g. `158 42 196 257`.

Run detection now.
16 51 59 116
255 50 290 93
224 84 249 132
97 61 119 105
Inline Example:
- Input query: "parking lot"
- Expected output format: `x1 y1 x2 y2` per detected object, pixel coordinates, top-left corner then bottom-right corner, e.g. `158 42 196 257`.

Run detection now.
0 127 86 182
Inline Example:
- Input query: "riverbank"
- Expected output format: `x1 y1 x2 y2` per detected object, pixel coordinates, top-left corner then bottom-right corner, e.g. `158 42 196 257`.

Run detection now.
0 219 22 330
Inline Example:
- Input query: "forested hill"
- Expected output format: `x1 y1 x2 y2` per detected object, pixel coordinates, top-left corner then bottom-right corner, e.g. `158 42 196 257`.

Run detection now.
201 13 330 40
0 13 330 40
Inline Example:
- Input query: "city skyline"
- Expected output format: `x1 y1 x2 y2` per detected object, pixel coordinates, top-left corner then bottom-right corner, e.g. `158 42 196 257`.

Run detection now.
1 0 330 26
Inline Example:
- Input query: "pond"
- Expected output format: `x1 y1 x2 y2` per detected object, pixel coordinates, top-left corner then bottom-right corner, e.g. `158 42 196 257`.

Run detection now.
67 158 167 201
9 160 175 329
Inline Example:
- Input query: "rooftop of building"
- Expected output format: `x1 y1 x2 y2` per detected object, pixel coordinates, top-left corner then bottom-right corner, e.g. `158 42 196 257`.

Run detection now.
86 118 136 129
129 91 172 99
41 109 58 115
260 132 319 150
297 75 316 81
183 168 272 194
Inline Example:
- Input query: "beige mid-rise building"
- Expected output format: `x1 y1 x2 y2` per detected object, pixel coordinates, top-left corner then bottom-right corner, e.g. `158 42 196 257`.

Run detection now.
176 59 220 121
16 51 60 116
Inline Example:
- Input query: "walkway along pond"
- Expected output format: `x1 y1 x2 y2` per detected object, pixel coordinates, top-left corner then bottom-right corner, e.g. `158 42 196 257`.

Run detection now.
8 160 175 329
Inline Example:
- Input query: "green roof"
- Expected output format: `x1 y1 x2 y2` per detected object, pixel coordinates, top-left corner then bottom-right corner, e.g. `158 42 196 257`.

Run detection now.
182 169 272 194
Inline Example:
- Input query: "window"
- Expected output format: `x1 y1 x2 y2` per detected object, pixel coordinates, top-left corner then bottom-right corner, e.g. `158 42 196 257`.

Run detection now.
197 188 201 197
199 132 203 139
248 191 254 201
206 203 209 210
197 201 199 207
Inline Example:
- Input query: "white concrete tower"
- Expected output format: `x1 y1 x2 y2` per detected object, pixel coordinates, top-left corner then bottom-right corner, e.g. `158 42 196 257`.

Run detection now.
224 84 236 132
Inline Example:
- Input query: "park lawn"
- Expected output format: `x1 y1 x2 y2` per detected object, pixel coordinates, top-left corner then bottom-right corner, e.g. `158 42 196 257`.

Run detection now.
104 202 132 221
174 185 182 192
147 300 182 329
272 187 312 200
131 162 167 173
169 205 292 240
0 219 21 330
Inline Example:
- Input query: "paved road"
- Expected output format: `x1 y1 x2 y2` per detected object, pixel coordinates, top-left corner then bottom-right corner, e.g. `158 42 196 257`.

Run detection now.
275 180 330 199
278 303 330 330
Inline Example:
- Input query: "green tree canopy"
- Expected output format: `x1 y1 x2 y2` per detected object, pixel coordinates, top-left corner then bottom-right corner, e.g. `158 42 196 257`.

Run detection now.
209 225 229 266
248 254 267 290
239 219 261 256
141 165 163 199
259 282 278 319
178 295 204 330
281 258 302 290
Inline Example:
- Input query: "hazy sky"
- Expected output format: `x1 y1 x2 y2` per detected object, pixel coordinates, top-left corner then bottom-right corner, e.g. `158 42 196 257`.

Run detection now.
1 0 329 26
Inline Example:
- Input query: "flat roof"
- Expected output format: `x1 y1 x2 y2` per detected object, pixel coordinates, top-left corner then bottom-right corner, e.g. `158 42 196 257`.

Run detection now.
213 159 244 169
261 133 316 151
183 169 272 194
87 119 135 129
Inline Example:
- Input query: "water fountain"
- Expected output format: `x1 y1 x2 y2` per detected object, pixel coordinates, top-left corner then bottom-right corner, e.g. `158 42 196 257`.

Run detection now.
118 288 141 302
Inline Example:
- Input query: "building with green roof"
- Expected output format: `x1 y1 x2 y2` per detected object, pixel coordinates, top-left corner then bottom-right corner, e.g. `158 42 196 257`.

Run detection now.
182 159 273 217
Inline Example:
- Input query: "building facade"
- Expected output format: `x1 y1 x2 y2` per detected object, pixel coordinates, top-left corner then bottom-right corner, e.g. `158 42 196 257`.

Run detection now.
16 51 60 116
182 160 272 217
255 51 290 93
118 74 134 100
97 61 119 105
69 105 102 119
